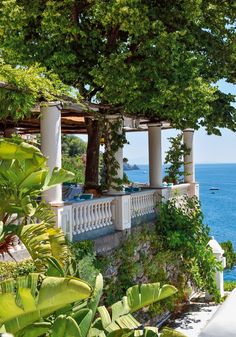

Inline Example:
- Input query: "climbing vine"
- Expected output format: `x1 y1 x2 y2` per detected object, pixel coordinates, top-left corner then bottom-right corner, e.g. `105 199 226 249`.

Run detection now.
164 134 190 184
0 58 78 120
100 116 128 191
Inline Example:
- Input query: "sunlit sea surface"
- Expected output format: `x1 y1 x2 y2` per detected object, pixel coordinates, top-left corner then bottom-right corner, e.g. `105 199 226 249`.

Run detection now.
126 163 236 281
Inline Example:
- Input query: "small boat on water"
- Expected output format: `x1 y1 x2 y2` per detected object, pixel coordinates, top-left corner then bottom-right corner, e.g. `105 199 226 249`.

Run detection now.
209 187 219 191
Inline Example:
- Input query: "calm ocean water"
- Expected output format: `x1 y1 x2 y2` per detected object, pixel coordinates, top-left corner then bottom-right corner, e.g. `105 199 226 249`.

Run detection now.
126 163 236 281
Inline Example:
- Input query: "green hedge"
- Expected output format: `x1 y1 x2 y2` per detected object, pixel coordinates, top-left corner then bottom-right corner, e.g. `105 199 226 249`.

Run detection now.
0 259 36 281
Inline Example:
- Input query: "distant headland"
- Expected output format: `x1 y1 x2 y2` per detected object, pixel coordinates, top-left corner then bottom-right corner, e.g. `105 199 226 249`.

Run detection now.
123 158 140 171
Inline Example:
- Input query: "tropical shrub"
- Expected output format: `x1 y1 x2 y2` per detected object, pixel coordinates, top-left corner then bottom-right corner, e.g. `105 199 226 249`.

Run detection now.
0 272 185 337
0 273 92 336
96 228 190 316
0 139 74 270
224 281 236 292
0 259 36 282
157 195 221 301
220 241 236 269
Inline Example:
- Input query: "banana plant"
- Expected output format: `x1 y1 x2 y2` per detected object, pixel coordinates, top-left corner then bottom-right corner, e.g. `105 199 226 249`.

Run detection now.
0 139 74 264
51 274 187 337
0 273 92 336
1 272 186 337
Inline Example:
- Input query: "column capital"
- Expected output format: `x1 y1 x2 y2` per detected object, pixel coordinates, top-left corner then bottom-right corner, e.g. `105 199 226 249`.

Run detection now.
183 128 194 133
105 114 123 121
40 101 62 109
148 123 162 128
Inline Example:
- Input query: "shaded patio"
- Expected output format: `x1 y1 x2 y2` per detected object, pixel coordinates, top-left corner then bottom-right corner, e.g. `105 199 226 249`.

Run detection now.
1 101 199 242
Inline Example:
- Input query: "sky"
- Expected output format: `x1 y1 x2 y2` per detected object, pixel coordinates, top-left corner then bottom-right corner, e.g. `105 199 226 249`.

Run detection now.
79 80 236 164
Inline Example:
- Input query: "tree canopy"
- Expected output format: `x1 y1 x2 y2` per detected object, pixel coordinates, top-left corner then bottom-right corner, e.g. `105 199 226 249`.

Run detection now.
62 135 87 183
0 58 77 120
0 0 235 134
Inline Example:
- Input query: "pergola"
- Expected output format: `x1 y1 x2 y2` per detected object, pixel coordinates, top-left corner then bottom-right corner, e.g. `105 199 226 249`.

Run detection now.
0 101 196 204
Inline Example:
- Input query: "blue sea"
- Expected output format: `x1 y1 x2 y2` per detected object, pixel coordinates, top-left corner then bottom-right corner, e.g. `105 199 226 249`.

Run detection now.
126 164 236 281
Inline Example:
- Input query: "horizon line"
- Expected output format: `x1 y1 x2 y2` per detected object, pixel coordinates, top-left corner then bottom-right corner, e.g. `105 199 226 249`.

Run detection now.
131 162 236 165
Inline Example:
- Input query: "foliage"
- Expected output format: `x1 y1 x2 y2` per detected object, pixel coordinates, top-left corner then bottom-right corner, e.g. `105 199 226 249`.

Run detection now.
164 134 190 184
220 241 236 269
0 259 36 282
101 117 128 191
0 58 77 120
224 281 236 292
0 139 74 269
0 0 235 134
0 273 92 335
62 135 87 158
69 241 100 286
95 228 191 317
157 195 221 301
70 240 95 261
1 272 184 337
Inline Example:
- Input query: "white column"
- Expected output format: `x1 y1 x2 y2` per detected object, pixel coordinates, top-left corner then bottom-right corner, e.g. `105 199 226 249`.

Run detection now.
148 124 162 188
183 129 195 183
40 102 62 204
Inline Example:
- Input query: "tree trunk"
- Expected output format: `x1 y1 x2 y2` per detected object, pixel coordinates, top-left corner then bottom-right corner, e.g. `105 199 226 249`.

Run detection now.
84 118 100 189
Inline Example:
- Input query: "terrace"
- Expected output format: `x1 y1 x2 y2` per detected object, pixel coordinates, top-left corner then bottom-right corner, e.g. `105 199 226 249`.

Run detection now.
1 101 199 247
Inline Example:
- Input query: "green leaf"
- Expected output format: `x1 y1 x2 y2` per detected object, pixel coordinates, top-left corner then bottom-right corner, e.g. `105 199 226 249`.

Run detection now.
46 167 75 189
98 306 112 329
46 256 65 277
51 315 82 337
127 283 177 313
15 322 51 337
0 273 92 334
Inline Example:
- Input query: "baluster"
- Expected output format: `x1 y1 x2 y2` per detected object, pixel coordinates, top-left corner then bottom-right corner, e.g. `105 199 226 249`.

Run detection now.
98 202 103 227
103 201 108 227
139 195 142 215
134 196 137 217
141 195 145 215
148 195 151 213
87 203 92 231
132 196 136 218
131 196 134 218
144 195 148 214
101 202 105 227
94 203 99 229
72 207 77 234
152 193 155 212
77 206 82 233
136 196 140 217
138 196 142 216
90 203 95 230
108 201 112 225
147 194 152 214
83 204 88 231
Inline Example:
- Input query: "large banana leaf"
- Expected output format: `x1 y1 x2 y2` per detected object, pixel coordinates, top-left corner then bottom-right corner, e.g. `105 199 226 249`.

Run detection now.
46 167 75 189
97 282 177 336
111 283 177 321
15 322 51 337
0 140 74 223
51 315 82 337
0 139 45 165
68 274 104 337
127 283 177 313
0 273 92 335
18 222 70 271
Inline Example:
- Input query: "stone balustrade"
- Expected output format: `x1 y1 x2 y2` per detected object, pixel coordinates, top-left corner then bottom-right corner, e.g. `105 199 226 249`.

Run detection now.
71 197 114 235
50 184 199 242
130 189 157 219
